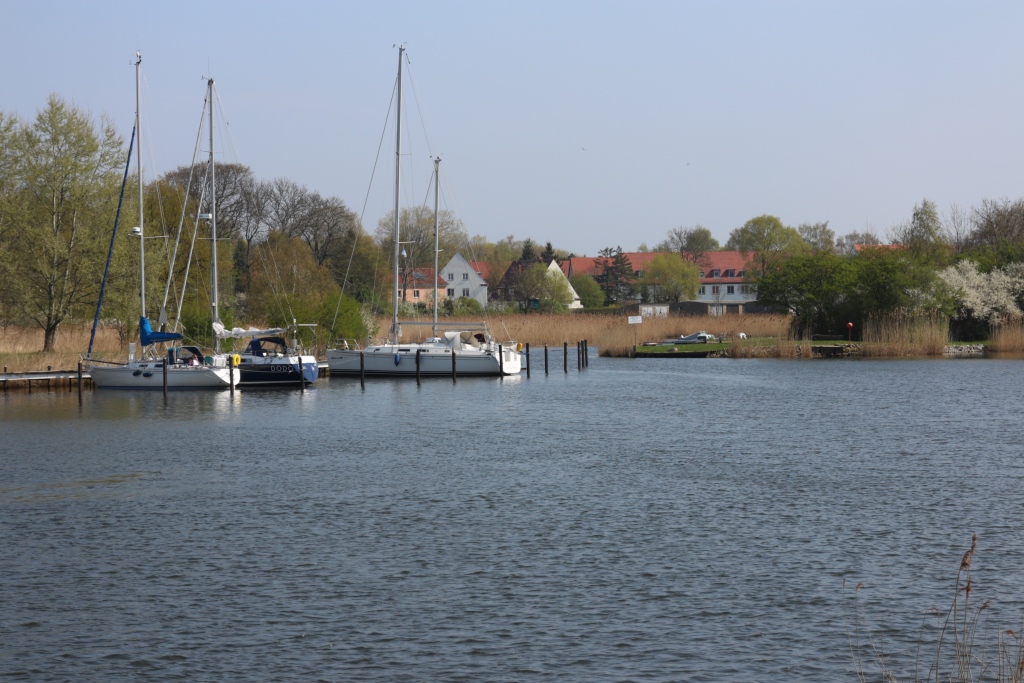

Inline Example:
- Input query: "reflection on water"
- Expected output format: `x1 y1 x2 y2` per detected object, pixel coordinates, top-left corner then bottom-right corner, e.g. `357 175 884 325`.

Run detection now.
2 358 1024 681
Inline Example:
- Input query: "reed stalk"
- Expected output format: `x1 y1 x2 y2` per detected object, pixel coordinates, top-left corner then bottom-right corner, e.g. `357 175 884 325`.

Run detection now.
862 312 949 357
990 319 1024 353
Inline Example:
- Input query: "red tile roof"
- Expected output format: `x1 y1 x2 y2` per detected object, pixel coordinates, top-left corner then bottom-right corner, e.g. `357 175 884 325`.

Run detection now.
559 251 754 283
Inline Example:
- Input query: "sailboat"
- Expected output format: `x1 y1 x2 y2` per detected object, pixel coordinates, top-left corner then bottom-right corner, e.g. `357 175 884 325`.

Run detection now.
325 47 521 378
198 77 318 387
86 53 236 390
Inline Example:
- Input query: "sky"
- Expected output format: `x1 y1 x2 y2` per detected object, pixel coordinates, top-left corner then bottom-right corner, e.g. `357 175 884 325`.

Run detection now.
4 1 1024 257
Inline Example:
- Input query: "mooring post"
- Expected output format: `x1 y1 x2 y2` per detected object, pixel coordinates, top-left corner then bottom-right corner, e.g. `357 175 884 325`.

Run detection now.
415 349 421 384
451 349 457 383
298 356 305 392
583 339 588 367
499 344 504 377
360 351 365 389
525 343 531 378
563 342 568 373
163 353 168 398
577 342 581 371
544 345 549 375
47 366 51 392
77 361 83 404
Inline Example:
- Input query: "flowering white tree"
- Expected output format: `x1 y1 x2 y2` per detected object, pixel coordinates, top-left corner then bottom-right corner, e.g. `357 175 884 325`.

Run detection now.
938 260 1024 325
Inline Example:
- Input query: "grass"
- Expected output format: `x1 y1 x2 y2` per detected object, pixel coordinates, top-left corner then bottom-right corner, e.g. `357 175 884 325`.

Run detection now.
848 536 1024 682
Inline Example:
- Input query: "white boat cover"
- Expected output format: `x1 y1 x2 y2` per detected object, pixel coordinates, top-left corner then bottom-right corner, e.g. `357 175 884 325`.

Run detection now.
213 321 287 339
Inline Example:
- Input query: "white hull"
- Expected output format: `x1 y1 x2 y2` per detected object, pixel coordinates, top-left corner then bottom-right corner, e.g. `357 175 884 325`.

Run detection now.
326 342 521 377
87 360 235 389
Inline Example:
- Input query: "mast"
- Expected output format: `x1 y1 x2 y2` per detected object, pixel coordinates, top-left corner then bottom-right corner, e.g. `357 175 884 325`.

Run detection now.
208 77 220 353
432 156 440 338
135 52 145 320
391 46 404 343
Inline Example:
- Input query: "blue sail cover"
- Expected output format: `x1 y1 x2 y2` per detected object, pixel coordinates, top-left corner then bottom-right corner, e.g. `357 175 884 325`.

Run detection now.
139 316 183 347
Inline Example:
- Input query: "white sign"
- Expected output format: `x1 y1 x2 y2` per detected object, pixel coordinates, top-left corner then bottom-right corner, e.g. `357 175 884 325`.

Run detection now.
627 316 642 324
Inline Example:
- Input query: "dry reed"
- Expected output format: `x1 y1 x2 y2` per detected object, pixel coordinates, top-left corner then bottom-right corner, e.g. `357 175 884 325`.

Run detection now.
990 319 1024 353
848 536 1024 683
861 312 949 357
0 324 122 372
378 312 792 358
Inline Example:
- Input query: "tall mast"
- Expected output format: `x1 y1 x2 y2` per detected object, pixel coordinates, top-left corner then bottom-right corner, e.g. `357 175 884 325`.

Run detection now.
208 77 220 353
391 46 404 343
432 156 440 338
135 52 145 320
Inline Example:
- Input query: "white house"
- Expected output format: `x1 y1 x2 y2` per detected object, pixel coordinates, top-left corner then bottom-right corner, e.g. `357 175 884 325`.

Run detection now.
439 253 489 308
548 260 583 309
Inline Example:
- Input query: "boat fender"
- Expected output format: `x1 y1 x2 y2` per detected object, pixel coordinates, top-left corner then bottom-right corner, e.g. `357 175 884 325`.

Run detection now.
232 354 242 367
394 353 401 366
516 342 523 352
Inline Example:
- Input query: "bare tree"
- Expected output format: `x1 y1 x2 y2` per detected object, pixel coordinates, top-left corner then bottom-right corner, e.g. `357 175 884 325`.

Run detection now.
797 221 835 253
969 198 1024 249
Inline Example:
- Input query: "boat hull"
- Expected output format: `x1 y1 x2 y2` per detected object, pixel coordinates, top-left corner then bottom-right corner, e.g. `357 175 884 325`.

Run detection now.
87 362 234 389
237 355 319 387
326 345 521 377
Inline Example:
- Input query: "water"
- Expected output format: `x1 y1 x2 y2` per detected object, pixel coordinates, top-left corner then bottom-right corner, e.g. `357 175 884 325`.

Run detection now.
3 356 1024 681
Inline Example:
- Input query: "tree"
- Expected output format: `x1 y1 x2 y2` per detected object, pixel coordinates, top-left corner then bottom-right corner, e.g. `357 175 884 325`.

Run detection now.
726 215 806 278
570 273 605 308
374 205 468 301
540 241 556 262
3 96 125 350
938 260 1024 338
798 221 835 253
836 230 881 257
889 198 950 265
642 253 700 302
658 225 719 267
595 246 636 304
521 238 537 260
756 252 854 335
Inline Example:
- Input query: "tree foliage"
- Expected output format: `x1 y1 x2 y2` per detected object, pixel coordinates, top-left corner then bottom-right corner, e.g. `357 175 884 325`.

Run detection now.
595 246 636 304
657 225 719 267
1 96 125 350
642 252 701 302
570 273 605 308
726 215 807 278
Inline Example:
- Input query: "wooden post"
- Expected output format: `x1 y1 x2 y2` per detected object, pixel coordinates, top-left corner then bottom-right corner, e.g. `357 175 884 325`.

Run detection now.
525 343 531 378
544 345 548 375
415 349 421 384
298 357 305 392
451 348 457 383
499 345 504 376
563 342 568 373
47 366 51 392
229 355 235 395
577 342 581 371
360 351 365 389
77 361 83 404
162 352 168 398
583 339 589 367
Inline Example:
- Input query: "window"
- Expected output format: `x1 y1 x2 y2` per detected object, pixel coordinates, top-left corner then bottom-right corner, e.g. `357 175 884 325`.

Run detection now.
462 273 469 280
447 288 455 297
447 273 454 281
413 289 420 299
699 271 705 278
727 285 734 295
740 284 756 295
738 270 745 278
698 286 706 295
710 269 720 278
462 288 470 297
711 285 720 295
725 269 735 278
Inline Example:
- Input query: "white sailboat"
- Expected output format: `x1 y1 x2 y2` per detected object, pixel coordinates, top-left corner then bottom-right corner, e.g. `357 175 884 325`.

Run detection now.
325 47 521 378
86 53 235 390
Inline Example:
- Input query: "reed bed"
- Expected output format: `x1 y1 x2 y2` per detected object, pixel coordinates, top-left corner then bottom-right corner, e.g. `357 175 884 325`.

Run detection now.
0 325 122 372
380 312 793 357
861 312 949 357
990 319 1024 353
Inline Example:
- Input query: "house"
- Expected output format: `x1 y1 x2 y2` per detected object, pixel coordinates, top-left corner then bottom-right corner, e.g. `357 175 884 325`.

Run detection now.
403 267 448 307
548 260 583 309
488 259 582 309
558 250 760 313
438 253 489 308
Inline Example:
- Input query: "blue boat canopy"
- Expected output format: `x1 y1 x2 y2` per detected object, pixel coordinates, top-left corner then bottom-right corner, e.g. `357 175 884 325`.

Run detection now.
139 316 183 347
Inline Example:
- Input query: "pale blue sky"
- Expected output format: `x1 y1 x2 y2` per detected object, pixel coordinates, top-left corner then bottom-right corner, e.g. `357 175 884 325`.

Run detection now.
4 1 1023 256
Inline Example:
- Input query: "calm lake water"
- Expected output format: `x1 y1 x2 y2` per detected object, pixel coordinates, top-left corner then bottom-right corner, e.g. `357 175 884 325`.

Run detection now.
2 355 1024 681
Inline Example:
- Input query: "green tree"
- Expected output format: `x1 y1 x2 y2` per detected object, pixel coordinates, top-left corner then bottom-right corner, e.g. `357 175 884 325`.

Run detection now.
540 241 556 262
3 96 125 350
890 198 950 265
756 252 854 335
595 246 636 304
836 230 881 257
798 221 835 253
726 215 807 278
658 225 720 267
521 238 537 260
643 252 701 302
570 273 605 308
